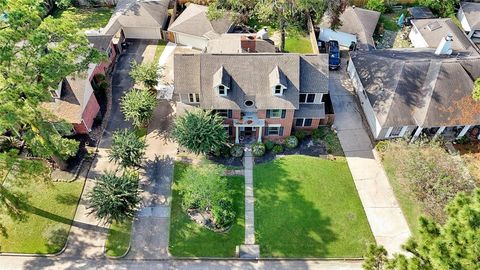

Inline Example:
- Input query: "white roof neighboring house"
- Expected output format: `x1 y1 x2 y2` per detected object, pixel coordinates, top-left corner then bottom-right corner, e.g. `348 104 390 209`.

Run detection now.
101 0 170 39
409 18 479 55
320 6 380 50
168 4 233 49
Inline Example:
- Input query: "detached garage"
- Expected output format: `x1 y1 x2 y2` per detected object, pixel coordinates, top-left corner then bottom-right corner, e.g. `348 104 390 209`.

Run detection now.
167 4 233 50
101 0 170 40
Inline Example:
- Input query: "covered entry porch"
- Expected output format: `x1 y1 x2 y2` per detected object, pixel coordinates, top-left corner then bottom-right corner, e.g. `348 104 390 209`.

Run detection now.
233 114 265 144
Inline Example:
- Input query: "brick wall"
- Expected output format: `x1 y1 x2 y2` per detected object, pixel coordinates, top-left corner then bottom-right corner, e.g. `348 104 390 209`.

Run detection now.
258 109 295 141
89 42 117 81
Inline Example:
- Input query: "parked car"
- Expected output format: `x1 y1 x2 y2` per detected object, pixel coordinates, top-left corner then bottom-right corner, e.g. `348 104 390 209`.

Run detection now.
327 40 341 70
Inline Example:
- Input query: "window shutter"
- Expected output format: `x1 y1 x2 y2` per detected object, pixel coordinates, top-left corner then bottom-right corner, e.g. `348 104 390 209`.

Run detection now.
264 127 269 136
227 110 232 118
281 110 286 119
279 127 284 136
266 110 271 118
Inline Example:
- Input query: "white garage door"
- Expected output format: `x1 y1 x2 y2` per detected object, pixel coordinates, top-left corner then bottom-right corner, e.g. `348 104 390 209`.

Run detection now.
123 27 161 39
176 33 208 50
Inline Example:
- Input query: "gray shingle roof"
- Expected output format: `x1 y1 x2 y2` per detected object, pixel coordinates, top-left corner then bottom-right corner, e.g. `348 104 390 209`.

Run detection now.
86 34 113 52
321 6 380 50
294 104 326 118
205 34 276 53
460 2 480 29
408 6 435 19
411 18 479 55
168 4 232 39
102 0 169 35
174 54 329 111
350 49 480 127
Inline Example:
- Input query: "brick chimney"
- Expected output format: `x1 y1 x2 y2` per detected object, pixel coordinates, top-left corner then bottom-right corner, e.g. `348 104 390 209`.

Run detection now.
241 35 256 53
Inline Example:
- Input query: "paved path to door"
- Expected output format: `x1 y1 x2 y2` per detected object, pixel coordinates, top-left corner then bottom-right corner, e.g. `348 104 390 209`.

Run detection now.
58 40 156 259
329 70 411 255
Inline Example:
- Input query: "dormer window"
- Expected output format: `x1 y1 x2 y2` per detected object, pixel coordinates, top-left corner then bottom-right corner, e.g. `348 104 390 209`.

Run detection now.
274 85 282 95
218 85 227 96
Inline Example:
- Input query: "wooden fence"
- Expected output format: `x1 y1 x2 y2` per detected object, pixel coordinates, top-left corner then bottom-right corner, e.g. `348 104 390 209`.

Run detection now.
307 14 320 54
351 0 416 6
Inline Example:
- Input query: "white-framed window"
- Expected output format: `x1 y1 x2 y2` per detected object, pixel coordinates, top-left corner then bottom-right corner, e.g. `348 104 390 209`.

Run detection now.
267 125 281 136
188 93 200 103
218 85 227 96
273 85 284 96
270 109 282 118
386 126 407 138
214 109 230 118
295 118 313 127
299 93 316 103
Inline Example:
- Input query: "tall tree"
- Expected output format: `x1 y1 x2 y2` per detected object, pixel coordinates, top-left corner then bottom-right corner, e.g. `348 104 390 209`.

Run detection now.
108 129 146 168
418 0 459 17
129 60 162 90
87 171 141 224
363 189 480 270
120 89 157 128
0 0 104 167
172 109 228 155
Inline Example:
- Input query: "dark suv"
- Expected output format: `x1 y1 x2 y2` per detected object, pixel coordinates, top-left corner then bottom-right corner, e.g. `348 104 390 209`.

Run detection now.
327 40 341 70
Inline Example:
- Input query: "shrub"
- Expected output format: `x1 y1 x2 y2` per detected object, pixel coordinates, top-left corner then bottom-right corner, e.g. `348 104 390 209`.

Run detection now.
375 140 389 152
294 130 306 141
251 142 266 157
211 197 236 228
95 73 106 82
366 0 386 13
265 140 275 151
272 144 284 154
457 136 470 145
284 136 299 149
230 144 244 158
98 81 109 91
312 128 322 140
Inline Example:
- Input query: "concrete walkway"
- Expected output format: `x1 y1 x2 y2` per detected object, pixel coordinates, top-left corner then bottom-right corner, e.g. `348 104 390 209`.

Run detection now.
239 148 260 258
329 70 411 255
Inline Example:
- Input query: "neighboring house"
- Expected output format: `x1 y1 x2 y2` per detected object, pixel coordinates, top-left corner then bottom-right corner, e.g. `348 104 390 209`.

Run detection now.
347 49 480 140
319 6 380 50
167 4 233 50
42 66 101 134
457 1 480 43
409 18 479 55
174 53 330 143
205 33 276 53
101 0 170 40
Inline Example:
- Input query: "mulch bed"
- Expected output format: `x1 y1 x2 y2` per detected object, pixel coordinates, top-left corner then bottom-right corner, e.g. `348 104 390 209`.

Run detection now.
254 137 328 164
187 208 232 233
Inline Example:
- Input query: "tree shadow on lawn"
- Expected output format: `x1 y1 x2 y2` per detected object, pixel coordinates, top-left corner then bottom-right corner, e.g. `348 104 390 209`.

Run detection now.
169 162 245 257
254 158 337 257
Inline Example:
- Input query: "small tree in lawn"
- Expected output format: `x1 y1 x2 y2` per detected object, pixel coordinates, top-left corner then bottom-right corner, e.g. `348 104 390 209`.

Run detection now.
363 189 480 270
472 78 480 101
109 129 146 168
120 88 157 128
87 171 141 224
129 60 162 90
172 109 228 155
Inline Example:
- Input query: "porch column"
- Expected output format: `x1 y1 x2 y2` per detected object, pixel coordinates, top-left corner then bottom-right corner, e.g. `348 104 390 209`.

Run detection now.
257 126 262 143
235 126 239 144
433 126 446 139
457 125 471 139
410 126 423 143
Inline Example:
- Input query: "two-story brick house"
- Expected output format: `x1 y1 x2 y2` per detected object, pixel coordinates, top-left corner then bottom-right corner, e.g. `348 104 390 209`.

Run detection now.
174 53 329 143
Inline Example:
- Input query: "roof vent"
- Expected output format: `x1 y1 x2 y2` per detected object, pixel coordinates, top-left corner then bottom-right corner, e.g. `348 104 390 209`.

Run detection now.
427 21 442 31
256 27 269 40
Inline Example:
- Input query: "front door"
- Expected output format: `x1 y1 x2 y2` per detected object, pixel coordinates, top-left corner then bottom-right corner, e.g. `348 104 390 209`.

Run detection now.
244 127 253 136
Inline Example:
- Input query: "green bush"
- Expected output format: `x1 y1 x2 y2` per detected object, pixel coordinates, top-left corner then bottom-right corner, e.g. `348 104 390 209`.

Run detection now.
230 144 244 158
456 136 470 145
95 73 106 82
265 140 275 151
98 81 109 91
284 136 299 149
211 197 236 228
375 141 389 152
294 130 306 141
272 144 284 154
312 128 322 140
251 142 266 157
366 0 386 13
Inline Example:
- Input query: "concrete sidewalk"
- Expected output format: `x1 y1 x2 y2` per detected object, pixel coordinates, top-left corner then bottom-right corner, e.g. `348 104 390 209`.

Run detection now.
329 70 411 255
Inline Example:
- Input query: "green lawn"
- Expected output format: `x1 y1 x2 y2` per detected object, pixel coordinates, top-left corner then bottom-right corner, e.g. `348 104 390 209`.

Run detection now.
254 155 374 257
51 7 113 31
169 162 245 257
153 40 168 64
0 177 84 253
284 35 313 53
105 219 133 257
